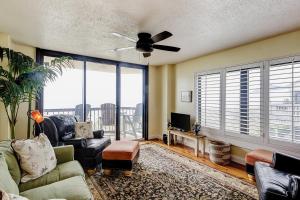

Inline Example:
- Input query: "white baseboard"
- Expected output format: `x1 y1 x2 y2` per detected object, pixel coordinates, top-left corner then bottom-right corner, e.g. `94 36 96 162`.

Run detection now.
148 134 161 140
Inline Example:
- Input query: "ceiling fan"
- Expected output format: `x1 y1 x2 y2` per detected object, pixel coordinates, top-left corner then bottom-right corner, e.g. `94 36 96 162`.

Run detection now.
110 31 180 57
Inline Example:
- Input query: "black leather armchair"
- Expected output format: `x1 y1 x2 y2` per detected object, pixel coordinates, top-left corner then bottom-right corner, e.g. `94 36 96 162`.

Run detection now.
42 115 111 169
255 153 300 200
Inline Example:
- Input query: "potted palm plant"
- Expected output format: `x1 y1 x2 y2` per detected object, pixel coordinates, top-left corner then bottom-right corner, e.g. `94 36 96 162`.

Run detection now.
0 47 71 139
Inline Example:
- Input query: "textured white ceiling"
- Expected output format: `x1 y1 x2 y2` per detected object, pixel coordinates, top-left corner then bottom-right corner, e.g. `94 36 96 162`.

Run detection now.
0 0 300 65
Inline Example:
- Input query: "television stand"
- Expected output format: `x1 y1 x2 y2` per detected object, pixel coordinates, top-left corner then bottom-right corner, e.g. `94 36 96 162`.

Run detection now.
167 129 206 157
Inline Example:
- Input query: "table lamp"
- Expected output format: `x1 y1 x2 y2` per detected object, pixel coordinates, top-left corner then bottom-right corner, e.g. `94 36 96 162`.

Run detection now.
27 110 44 135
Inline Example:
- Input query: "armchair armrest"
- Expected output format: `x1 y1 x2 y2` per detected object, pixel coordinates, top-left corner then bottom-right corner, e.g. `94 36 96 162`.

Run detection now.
289 175 300 200
93 130 104 138
272 153 300 176
54 145 74 164
63 138 87 148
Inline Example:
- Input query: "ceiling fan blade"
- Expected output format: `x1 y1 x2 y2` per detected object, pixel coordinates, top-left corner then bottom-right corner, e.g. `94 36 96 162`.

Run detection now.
151 31 173 43
152 44 180 52
108 46 135 52
143 53 151 58
111 32 136 43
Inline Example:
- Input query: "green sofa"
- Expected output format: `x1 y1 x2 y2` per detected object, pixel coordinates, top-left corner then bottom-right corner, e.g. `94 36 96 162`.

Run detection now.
0 140 93 200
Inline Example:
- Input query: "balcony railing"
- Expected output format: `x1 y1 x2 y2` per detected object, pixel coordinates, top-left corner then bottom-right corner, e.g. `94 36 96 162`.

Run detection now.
44 107 142 139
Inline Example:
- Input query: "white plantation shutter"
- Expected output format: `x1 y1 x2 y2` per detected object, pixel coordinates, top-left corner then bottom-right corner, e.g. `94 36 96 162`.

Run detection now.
269 58 300 143
197 72 221 130
195 55 300 147
225 65 262 136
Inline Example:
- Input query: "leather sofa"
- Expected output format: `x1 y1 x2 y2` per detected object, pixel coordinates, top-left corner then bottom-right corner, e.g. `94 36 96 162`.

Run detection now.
0 140 93 200
255 152 300 200
43 114 111 169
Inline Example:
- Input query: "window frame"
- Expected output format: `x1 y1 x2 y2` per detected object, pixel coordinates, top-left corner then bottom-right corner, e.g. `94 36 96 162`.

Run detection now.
266 56 300 149
195 70 222 135
194 56 300 156
224 62 264 142
36 48 149 140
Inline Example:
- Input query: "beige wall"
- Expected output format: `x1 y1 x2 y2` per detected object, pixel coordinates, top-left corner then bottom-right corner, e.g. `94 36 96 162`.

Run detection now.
148 64 176 139
175 30 300 119
0 33 11 140
12 43 36 139
174 30 300 162
148 65 163 139
0 33 35 140
161 64 175 137
150 29 300 164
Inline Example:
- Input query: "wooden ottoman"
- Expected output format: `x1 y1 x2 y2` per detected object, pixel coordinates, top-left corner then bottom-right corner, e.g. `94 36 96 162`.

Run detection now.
245 149 273 179
102 140 139 176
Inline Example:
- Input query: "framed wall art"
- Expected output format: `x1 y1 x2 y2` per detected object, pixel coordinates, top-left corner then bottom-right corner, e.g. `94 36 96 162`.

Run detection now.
181 91 192 102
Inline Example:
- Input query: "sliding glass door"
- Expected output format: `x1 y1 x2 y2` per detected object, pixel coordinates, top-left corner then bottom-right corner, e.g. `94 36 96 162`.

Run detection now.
86 62 116 140
38 49 148 140
43 57 85 121
120 67 144 140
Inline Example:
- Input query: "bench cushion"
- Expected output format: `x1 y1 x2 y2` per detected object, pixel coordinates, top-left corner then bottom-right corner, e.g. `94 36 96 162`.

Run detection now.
102 141 139 160
245 149 273 166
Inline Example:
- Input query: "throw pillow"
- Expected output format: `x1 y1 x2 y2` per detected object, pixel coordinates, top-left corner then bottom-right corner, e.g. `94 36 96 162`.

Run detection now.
0 188 9 200
0 188 28 200
8 194 29 200
0 153 19 194
75 122 93 138
11 133 57 183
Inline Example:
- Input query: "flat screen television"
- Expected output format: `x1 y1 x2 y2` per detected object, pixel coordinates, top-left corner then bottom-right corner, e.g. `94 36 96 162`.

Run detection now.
171 112 191 132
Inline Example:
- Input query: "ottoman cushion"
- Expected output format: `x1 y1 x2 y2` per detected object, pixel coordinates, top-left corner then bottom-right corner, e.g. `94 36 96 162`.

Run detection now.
102 141 139 160
245 149 273 166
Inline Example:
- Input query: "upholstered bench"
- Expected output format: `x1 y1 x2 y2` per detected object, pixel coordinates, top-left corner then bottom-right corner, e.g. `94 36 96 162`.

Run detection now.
245 149 273 179
102 141 140 176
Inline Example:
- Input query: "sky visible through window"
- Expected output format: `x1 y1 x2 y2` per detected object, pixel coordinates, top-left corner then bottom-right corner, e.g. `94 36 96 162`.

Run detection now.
44 62 143 110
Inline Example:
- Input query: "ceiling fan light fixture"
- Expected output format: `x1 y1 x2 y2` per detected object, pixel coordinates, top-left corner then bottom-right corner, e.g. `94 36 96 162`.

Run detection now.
111 32 136 42
111 32 121 37
110 31 180 57
109 46 135 52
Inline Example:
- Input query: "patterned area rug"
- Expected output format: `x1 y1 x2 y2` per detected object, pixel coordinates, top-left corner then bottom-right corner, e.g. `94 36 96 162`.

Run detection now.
86 143 258 200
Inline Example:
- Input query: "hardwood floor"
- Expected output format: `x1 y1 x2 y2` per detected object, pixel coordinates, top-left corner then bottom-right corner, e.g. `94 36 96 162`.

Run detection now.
143 139 255 185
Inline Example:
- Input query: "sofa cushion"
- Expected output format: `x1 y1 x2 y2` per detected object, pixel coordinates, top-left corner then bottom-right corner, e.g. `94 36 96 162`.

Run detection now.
255 162 290 200
0 140 21 185
43 117 59 146
19 160 84 192
53 145 74 165
57 160 85 180
93 130 104 138
18 167 59 192
0 153 19 195
272 153 300 176
75 137 111 158
49 115 77 140
12 133 57 183
289 175 300 200
20 176 93 200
